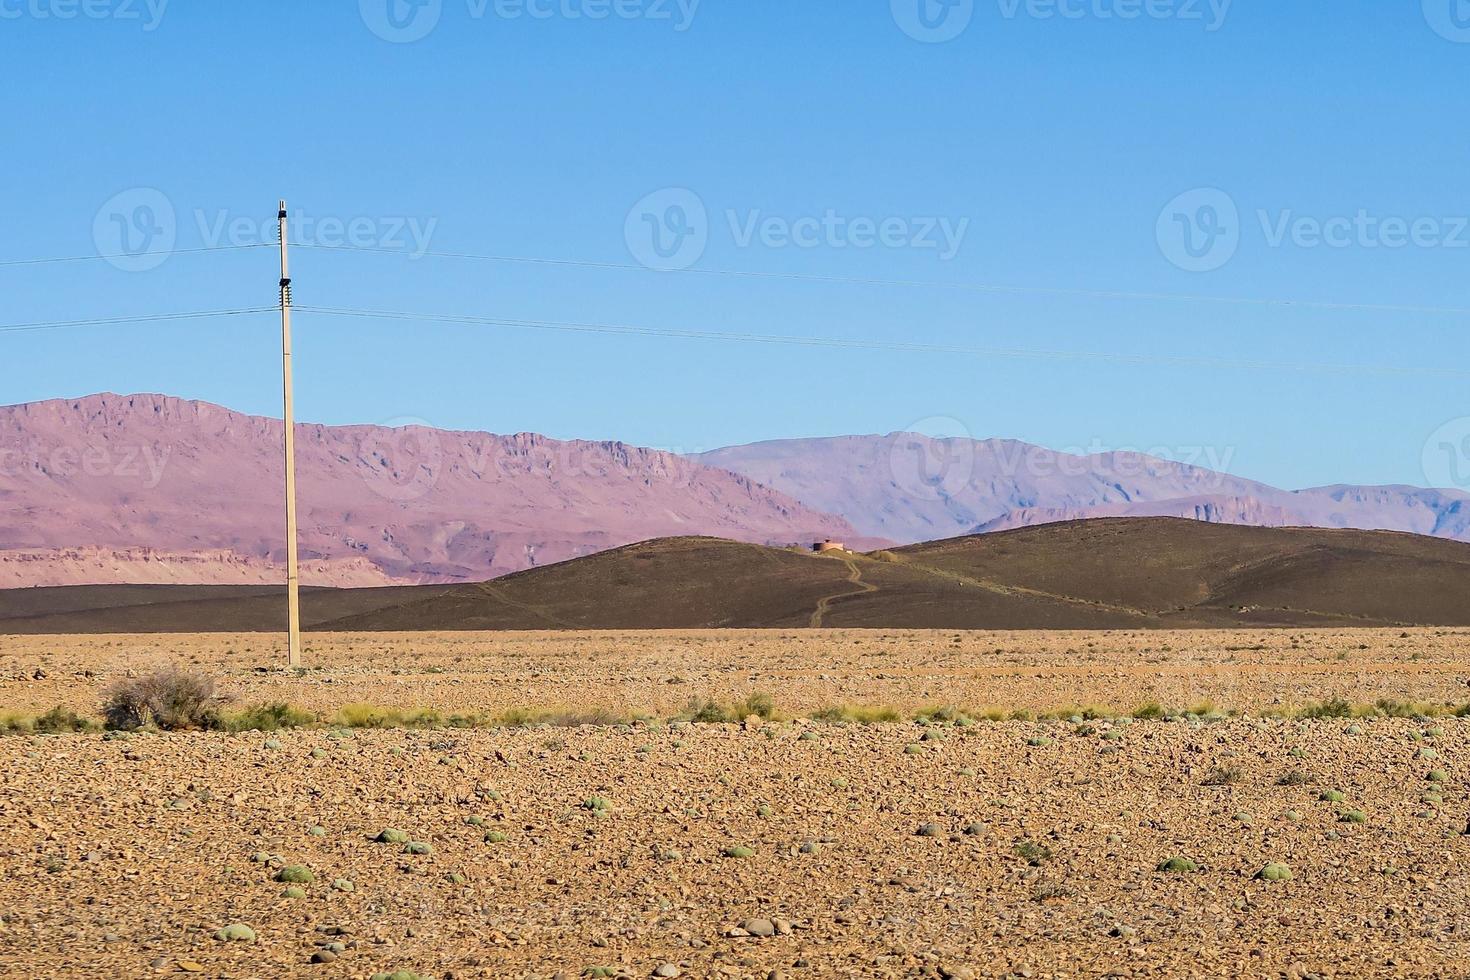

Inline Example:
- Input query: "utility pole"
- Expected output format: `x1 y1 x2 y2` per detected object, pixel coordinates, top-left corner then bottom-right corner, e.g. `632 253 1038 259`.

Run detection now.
278 200 302 669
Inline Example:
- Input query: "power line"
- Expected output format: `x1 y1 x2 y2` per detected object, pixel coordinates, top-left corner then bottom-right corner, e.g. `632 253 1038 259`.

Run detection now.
0 307 277 335
0 243 274 269
290 241 1470 320
295 304 1470 380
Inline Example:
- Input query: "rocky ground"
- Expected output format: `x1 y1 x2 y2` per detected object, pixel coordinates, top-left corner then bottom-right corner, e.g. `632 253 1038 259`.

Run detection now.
3 629 1470 720
2 629 1470 978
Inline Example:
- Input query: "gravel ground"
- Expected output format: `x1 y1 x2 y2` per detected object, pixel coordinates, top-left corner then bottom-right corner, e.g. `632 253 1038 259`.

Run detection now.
3 718 1470 978
3 628 1470 978
3 628 1470 719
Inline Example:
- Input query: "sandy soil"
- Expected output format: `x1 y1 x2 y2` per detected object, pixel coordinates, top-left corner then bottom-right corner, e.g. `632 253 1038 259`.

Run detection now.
2 630 1470 978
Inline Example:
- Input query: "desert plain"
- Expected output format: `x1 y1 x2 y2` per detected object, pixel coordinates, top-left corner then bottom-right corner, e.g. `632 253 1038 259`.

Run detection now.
3 628 1470 979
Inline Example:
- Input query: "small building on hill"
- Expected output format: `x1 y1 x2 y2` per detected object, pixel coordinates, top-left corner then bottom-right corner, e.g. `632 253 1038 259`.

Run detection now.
812 539 846 553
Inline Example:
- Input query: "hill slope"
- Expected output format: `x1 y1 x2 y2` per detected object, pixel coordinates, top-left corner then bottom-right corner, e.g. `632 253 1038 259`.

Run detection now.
0 394 858 586
6 519 1469 632
695 435 1470 545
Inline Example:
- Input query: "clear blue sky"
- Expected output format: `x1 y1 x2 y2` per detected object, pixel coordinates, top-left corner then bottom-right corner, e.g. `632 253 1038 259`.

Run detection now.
4 2 1469 491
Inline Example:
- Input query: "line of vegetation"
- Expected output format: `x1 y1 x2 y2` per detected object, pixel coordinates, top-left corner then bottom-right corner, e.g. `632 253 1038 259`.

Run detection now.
4 667 1469 735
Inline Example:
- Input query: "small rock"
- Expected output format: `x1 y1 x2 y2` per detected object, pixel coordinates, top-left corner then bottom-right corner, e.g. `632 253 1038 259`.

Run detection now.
653 965 680 978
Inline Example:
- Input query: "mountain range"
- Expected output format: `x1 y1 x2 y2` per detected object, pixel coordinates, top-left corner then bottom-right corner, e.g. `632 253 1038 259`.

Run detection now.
697 435 1470 545
1 393 1466 587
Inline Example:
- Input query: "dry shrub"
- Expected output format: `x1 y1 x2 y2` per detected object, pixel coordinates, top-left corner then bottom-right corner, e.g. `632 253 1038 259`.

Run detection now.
102 667 227 731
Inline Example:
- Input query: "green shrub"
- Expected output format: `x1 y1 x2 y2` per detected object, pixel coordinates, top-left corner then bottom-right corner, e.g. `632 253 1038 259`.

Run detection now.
227 702 314 732
483 830 507 844
403 841 433 856
722 845 754 858
33 706 94 734
1339 809 1367 824
213 923 256 942
276 866 314 884
1298 698 1353 720
376 829 410 844
739 692 775 720
1157 857 1197 873
1257 862 1293 881
1319 789 1346 803
686 699 734 724
1132 702 1166 721
1014 841 1052 866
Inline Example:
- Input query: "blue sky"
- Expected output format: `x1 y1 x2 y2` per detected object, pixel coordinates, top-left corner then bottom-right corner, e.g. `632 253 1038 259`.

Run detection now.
3 1 1469 492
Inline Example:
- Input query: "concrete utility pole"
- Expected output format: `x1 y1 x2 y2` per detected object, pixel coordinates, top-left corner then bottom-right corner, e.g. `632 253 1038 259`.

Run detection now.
278 200 303 668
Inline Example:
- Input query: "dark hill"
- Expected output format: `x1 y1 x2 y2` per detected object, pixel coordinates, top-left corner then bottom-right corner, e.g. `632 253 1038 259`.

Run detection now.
3 519 1469 633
